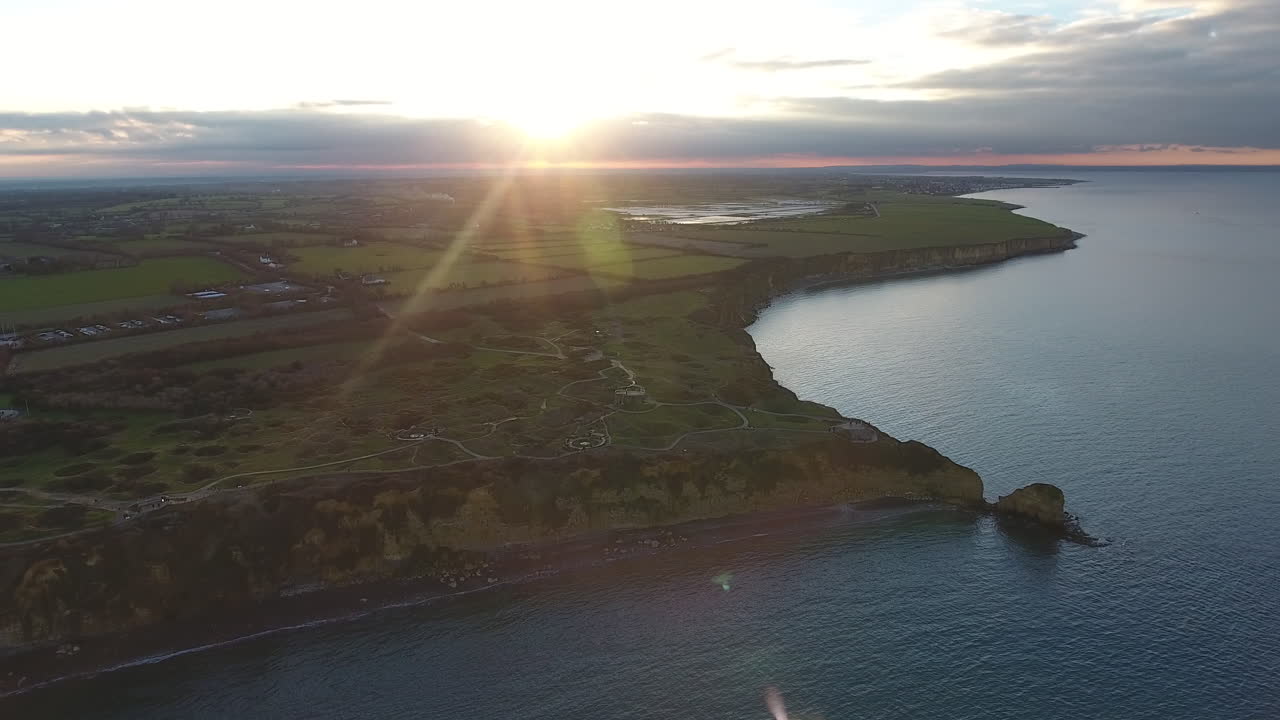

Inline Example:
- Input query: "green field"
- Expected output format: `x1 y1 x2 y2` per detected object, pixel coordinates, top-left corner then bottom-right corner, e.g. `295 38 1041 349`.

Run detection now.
10 310 353 373
607 404 743 446
0 294 186 328
384 260 568 292
0 257 246 313
591 255 746 279
490 245 683 268
662 196 1070 257
384 274 628 315
0 242 116 259
289 243 444 276
369 227 434 241
212 231 336 247
0 506 115 544
100 196 260 213
185 339 380 371
111 237 213 255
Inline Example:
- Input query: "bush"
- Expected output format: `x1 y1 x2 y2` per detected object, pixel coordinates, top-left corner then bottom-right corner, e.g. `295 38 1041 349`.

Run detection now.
182 463 217 483
116 464 157 480
39 505 88 529
119 451 157 466
48 471 112 492
54 462 97 477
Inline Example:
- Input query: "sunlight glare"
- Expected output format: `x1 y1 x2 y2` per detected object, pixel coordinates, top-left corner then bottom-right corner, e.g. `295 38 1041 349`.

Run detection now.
511 108 583 140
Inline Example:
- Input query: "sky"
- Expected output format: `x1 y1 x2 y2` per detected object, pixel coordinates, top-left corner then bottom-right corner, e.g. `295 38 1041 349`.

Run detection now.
2 0 1278 177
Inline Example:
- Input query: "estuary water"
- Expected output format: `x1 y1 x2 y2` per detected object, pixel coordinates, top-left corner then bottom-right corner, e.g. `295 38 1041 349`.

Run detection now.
9 170 1280 719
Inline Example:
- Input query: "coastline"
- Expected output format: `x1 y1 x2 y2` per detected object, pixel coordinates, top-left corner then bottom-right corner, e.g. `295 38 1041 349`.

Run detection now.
0 217 1085 699
0 500 980 700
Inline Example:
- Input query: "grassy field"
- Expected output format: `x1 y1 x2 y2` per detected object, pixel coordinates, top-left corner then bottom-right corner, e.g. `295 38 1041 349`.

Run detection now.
0 257 246 312
591 255 747 279
111 237 213 255
607 404 742 446
490 245 683 268
290 243 443 276
184 339 380 371
212 232 336 247
383 260 568 292
741 409 838 431
370 227 434 241
100 196 262 213
10 309 353 373
383 274 628 315
0 294 186 328
0 242 117 259
662 196 1070 257
0 506 115 543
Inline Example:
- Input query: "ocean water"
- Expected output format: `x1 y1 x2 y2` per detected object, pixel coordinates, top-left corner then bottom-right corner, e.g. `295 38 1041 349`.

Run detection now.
8 170 1280 719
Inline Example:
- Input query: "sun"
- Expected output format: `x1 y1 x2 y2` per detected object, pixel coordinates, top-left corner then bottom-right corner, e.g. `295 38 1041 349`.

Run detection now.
507 107 585 141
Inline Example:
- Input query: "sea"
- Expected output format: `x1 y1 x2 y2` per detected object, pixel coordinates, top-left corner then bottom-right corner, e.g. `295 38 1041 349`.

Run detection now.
7 170 1280 719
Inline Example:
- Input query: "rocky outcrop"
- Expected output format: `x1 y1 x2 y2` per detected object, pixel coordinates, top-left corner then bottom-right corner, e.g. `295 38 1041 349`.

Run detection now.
995 483 1066 527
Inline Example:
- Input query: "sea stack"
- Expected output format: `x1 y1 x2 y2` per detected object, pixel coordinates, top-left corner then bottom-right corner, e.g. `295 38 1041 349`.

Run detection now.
995 483 1067 527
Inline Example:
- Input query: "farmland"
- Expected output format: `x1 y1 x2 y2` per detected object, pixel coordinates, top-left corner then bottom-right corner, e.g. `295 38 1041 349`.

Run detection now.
184 339 380 371
383 260 569 292
0 294 185 328
0 242 117 259
211 231 336 247
0 257 246 312
654 195 1072 257
110 237 213 255
488 244 682 268
0 171 1078 544
384 274 630 315
10 309 353 373
288 242 443 276
591 255 747 279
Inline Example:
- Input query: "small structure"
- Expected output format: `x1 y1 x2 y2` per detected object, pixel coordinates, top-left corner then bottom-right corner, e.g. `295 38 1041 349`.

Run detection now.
614 385 647 409
831 420 877 443
0 409 21 421
564 431 607 451
201 308 242 322
242 280 309 295
188 290 228 300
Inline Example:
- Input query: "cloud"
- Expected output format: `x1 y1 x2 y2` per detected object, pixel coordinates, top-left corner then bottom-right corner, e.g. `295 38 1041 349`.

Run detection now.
937 12 1057 46
730 58 871 71
702 49 869 71
3 0 1279 174
295 99 394 109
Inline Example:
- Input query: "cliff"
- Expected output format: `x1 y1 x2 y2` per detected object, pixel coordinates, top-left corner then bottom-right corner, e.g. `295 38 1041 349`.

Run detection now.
0 233 1085 665
714 235 1079 327
0 433 981 650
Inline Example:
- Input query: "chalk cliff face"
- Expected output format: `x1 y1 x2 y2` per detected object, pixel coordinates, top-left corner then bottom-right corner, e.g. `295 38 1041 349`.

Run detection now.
0 434 982 649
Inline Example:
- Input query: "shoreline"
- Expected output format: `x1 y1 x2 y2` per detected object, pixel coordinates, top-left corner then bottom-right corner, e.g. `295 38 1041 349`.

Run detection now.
0 499 977 700
789 233 1082 295
0 208 1086 699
